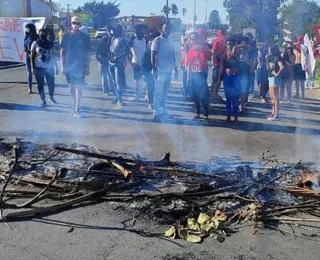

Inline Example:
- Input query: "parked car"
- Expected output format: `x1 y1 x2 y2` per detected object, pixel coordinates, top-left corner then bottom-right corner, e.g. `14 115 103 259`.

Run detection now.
95 28 108 39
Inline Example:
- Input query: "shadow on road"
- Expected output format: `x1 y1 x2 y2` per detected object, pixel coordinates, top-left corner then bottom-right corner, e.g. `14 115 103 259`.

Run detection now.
0 102 67 113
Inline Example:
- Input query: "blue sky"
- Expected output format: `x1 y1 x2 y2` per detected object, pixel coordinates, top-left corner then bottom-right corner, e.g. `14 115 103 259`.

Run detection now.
58 0 227 23
58 0 320 24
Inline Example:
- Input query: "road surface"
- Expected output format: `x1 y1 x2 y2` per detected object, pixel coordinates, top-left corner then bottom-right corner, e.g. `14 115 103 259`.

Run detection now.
1 59 320 260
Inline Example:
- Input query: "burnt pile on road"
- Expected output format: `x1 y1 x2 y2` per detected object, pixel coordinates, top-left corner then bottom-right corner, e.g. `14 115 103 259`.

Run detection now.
1 140 320 243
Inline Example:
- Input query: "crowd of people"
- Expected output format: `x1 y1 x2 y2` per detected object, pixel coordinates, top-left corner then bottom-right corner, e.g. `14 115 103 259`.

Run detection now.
23 16 319 121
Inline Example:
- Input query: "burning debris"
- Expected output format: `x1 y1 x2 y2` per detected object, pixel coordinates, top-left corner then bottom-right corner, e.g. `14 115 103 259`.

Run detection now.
0 140 320 243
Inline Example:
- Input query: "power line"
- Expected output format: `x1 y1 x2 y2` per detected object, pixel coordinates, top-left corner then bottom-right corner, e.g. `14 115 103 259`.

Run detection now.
65 4 72 14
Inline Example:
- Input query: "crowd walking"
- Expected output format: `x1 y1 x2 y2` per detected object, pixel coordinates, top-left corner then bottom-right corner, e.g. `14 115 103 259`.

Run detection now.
22 16 320 122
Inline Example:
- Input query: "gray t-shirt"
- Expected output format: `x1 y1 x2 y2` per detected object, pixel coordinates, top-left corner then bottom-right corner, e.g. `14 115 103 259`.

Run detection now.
31 41 54 69
151 35 175 73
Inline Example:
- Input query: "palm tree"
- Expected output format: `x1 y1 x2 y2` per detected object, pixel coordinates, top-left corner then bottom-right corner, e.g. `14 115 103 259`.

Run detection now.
161 5 171 17
171 3 179 17
181 7 187 22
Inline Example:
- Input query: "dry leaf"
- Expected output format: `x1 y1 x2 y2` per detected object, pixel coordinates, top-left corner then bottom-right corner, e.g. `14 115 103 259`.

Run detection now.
197 213 210 225
164 226 176 239
187 234 202 243
187 218 201 231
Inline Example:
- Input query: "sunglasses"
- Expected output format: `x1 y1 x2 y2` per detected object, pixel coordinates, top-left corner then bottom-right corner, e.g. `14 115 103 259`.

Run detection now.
72 22 81 26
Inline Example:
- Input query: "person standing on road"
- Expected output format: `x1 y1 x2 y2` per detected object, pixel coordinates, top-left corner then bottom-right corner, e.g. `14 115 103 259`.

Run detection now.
211 29 227 101
60 16 91 118
220 38 243 123
266 45 285 121
186 32 211 120
141 31 160 109
96 33 113 95
109 24 129 106
128 24 148 101
281 43 295 104
24 23 38 94
151 23 178 121
293 36 307 99
30 29 59 107
245 33 258 94
257 42 269 103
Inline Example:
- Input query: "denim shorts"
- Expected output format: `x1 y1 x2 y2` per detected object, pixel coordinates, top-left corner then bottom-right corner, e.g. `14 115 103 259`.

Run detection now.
268 76 281 88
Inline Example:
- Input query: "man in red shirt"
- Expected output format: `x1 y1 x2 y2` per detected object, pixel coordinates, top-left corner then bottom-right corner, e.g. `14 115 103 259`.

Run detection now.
186 32 211 120
211 30 227 100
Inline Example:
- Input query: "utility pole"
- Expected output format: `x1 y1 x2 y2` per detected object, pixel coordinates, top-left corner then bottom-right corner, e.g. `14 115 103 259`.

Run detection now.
65 4 72 14
205 0 208 26
166 0 169 23
193 0 196 27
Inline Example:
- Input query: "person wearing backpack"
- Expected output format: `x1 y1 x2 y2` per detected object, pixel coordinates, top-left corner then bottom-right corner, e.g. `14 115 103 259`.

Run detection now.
30 28 59 107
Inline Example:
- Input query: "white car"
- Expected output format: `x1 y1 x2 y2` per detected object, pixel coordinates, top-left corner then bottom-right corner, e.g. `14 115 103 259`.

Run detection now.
95 28 108 39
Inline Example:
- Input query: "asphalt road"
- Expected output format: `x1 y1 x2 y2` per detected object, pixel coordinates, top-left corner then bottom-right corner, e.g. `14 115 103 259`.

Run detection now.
1 58 320 260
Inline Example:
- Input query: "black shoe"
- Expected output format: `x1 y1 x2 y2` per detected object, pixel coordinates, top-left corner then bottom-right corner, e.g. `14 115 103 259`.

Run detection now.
153 114 162 122
40 101 46 107
48 97 58 105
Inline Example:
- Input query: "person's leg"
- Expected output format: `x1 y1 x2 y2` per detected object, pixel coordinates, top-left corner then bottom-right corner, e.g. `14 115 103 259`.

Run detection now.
223 74 232 121
145 73 155 106
280 79 285 101
286 78 292 103
240 75 247 113
109 64 118 102
182 68 188 96
117 64 126 103
35 68 45 104
134 67 141 99
26 58 33 93
233 95 240 122
295 80 300 98
75 88 82 112
300 80 305 99
191 74 201 117
45 68 55 99
269 86 275 117
274 87 280 118
100 65 108 94
200 74 210 118
153 73 165 116
160 73 172 114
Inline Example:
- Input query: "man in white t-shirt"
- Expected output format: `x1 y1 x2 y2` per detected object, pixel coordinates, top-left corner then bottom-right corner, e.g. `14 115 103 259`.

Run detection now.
128 24 147 100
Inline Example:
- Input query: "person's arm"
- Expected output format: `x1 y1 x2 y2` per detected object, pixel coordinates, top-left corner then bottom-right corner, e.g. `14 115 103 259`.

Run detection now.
52 48 59 75
273 60 284 77
233 44 248 57
60 34 68 74
96 44 102 64
127 36 135 66
86 35 91 75
30 42 37 75
151 37 158 71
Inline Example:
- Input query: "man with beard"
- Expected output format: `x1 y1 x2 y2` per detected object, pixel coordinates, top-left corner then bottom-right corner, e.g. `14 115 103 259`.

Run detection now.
60 16 91 118
151 23 178 121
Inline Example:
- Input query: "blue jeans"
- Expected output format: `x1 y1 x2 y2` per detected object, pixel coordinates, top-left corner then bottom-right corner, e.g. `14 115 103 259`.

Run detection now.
248 72 255 93
109 63 126 102
143 71 155 105
223 74 241 117
99 63 113 94
190 72 209 116
35 67 55 101
26 57 33 90
307 70 316 87
154 72 171 115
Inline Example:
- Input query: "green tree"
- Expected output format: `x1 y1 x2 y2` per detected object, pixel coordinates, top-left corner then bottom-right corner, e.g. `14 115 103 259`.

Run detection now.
207 10 221 30
171 3 179 17
281 0 320 38
75 1 120 29
161 5 171 17
181 7 187 19
223 0 287 40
